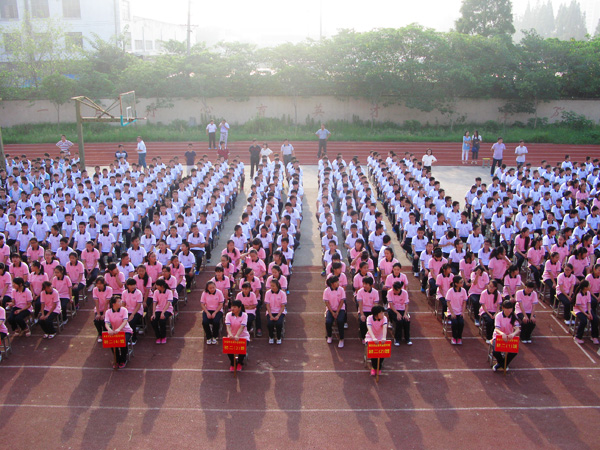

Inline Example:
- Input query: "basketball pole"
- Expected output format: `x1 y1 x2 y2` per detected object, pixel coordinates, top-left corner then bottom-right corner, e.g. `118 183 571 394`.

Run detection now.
0 126 5 173
75 100 86 168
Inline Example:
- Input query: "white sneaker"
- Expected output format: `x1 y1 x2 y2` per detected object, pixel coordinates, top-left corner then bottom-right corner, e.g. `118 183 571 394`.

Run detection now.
406 341 413 346
413 272 419 277
338 340 344 348
475 320 480 327
394 340 400 346
97 336 102 343
276 339 282 345
327 337 333 344
206 339 213 345
564 319 571 325
486 339 491 344
211 338 217 345
269 338 274 344
344 323 348 329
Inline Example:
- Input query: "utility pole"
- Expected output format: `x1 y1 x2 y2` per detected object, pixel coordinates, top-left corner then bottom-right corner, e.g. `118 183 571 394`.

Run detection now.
187 0 192 56
0 126 5 173
75 100 86 168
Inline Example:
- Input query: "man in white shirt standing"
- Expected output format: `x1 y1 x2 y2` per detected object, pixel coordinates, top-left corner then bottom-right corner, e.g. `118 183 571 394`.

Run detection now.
515 140 528 170
136 136 147 168
219 120 230 148
56 135 74 157
205 120 217 150
281 139 294 168
315 124 331 158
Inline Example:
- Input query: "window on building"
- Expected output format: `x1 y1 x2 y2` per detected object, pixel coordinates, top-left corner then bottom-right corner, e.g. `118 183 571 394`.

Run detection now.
65 32 83 49
31 0 49 18
124 32 132 51
134 39 143 51
145 40 153 50
0 0 18 19
62 0 81 18
2 33 19 53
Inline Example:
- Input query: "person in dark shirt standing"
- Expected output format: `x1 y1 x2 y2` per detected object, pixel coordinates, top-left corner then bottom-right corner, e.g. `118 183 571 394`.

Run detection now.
248 139 261 178
184 143 197 176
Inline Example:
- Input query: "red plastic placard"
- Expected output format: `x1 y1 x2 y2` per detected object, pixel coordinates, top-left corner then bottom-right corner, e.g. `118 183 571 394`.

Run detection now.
223 337 247 355
494 336 520 353
102 332 126 348
367 340 392 358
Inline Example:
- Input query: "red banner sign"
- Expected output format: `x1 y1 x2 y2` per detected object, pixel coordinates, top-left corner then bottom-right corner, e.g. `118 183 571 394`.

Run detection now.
102 332 126 348
367 340 392 358
223 337 247 355
494 336 520 353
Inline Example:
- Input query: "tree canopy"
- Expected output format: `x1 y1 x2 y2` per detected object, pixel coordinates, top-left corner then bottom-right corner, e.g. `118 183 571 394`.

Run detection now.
455 0 515 37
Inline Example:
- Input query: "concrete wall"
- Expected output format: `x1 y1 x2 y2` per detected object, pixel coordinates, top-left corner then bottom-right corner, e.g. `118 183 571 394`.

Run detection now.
1 96 599 128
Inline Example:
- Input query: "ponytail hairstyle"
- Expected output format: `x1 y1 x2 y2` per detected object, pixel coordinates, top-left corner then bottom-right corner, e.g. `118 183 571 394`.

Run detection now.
520 227 531 250
490 246 505 260
327 275 339 288
507 264 519 278
573 280 590 303
489 280 499 305
31 260 44 274
392 281 405 292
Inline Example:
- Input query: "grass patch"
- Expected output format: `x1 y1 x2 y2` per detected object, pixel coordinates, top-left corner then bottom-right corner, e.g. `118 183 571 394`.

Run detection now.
3 120 599 145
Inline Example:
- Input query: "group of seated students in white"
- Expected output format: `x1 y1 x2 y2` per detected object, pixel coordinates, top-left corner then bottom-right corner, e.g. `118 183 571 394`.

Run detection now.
0 150 246 368
316 153 411 376
367 150 600 371
207 154 304 371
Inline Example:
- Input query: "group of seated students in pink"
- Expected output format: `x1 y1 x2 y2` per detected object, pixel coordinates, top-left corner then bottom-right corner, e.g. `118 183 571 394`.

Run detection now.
0 150 246 368
203 154 303 371
363 150 600 371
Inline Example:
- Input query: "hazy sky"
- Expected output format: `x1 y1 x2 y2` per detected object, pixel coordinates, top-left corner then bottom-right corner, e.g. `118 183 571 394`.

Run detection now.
131 0 599 46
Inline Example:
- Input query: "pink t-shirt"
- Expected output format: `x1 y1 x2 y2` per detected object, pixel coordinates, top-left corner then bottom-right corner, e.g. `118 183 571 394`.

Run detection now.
492 312 519 340
225 311 250 341
133 274 153 297
93 286 113 313
13 288 33 311
0 306 7 333
323 286 346 311
238 276 262 293
9 262 29 280
516 289 539 315
51 276 72 298
542 260 561 282
265 275 287 291
488 257 508 280
41 288 61 315
26 247 44 262
557 272 577 296
153 289 174 313
459 259 476 276
105 271 125 295
585 274 600 295
245 257 267 278
574 292 591 315
567 255 588 278
502 275 522 297
122 289 143 316
170 264 186 287
388 289 409 311
217 262 236 278
144 262 163 285
384 273 409 289
42 260 59 276
436 274 453 299
66 261 85 284
357 287 379 312
268 261 289 277
527 247 545 266
81 248 100 270
479 289 500 316
428 257 448 279
365 314 388 342
445 287 468 315
0 272 13 297
353 272 374 290
550 244 570 266
327 272 348 288
378 258 399 279
159 275 179 299
235 291 258 314
29 272 49 296
264 289 287 314
469 271 490 295
0 245 10 263
210 276 231 293
105 307 133 333
514 235 528 254
201 289 225 311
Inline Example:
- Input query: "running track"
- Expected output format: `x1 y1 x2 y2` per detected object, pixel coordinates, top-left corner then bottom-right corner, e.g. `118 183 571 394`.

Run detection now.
6 141 600 166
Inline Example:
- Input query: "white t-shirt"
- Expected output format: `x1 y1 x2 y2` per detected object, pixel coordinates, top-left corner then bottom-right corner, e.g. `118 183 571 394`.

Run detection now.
515 145 528 162
422 154 437 166
206 123 217 133
137 140 146 154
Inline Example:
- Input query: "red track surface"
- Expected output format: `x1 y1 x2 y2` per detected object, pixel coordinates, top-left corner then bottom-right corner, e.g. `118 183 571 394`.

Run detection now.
1 266 599 448
6 141 600 166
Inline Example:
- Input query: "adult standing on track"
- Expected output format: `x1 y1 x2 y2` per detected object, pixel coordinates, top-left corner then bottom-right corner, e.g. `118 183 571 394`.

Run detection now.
471 130 482 165
422 149 437 173
248 139 261 178
219 119 230 149
515 140 528 170
56 135 74 157
461 131 471 165
281 139 294 168
184 143 196 176
136 136 147 168
315 124 331 158
206 120 217 150
490 137 505 177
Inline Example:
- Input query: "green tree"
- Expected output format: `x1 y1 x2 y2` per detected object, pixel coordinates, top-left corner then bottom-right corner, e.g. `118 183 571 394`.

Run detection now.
554 1 587 40
595 19 600 37
455 0 515 37
41 73 78 126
